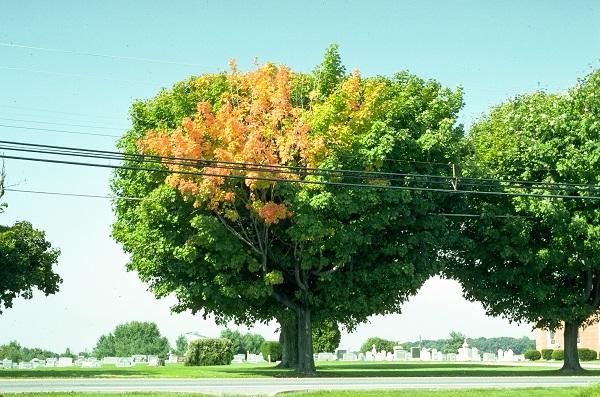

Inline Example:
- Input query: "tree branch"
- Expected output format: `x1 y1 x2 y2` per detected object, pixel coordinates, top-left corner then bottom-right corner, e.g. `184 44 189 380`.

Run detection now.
272 288 299 311
216 212 262 256
590 273 600 308
294 262 308 291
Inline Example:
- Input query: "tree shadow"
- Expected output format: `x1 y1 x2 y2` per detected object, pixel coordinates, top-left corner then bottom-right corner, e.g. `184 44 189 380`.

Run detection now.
217 362 600 378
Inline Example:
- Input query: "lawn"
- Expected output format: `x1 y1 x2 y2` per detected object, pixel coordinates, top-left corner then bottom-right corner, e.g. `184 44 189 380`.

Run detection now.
1 361 600 378
3 386 600 397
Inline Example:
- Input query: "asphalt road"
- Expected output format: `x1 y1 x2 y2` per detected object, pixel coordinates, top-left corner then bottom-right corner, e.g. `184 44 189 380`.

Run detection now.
1 377 599 395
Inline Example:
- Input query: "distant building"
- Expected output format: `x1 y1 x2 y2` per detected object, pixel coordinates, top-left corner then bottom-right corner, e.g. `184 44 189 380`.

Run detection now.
183 332 206 344
535 323 600 351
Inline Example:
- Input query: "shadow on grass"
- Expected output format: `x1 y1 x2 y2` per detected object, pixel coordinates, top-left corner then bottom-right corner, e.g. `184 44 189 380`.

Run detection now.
0 368 158 378
2 362 600 378
214 362 600 378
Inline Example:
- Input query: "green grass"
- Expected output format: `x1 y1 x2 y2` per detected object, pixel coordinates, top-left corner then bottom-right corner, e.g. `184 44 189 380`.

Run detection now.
286 385 600 396
1 394 218 397
1 361 600 379
3 386 600 397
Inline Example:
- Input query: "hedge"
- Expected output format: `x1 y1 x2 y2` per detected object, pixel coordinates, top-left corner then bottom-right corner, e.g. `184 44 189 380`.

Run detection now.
524 350 541 361
551 349 564 360
184 338 233 366
578 348 597 361
260 341 282 362
541 349 554 360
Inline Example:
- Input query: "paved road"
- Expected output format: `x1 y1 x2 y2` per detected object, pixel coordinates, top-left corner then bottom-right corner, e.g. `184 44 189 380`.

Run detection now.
1 377 599 396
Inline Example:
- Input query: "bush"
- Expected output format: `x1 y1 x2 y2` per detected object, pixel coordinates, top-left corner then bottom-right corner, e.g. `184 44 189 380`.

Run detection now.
578 348 597 361
359 337 397 353
184 338 233 366
260 341 282 362
551 349 564 360
541 349 554 360
524 350 541 361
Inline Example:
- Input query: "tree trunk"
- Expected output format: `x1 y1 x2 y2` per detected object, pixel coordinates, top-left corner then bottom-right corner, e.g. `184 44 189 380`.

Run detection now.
276 316 298 369
562 320 583 372
295 304 316 375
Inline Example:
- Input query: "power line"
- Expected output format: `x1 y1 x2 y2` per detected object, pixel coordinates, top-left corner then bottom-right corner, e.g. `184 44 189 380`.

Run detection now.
0 117 126 131
4 188 141 201
2 187 528 219
0 125 120 138
0 104 127 121
0 66 147 85
0 41 205 68
2 151 600 200
2 140 599 195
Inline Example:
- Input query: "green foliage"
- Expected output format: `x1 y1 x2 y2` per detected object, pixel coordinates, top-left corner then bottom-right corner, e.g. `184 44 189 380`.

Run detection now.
111 45 465 373
578 348 597 361
93 334 115 358
402 335 535 355
359 337 397 353
93 322 170 359
541 349 554 360
185 338 233 366
445 69 600 370
443 331 465 354
312 321 341 353
220 329 265 355
260 341 282 362
175 335 188 356
0 341 58 362
313 44 346 99
524 350 541 361
0 221 61 313
552 349 565 360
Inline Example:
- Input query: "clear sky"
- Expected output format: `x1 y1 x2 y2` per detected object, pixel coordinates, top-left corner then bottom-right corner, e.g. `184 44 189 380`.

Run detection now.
0 0 599 354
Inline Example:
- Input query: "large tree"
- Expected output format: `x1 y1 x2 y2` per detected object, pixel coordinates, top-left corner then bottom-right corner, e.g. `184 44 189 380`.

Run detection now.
0 168 61 313
445 70 600 371
112 46 464 373
93 321 170 358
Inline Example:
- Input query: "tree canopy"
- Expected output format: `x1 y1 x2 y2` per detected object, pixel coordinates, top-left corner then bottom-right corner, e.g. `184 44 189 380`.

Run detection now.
220 329 265 355
312 320 341 353
0 170 61 313
444 69 600 371
93 321 170 358
359 337 398 353
111 45 465 373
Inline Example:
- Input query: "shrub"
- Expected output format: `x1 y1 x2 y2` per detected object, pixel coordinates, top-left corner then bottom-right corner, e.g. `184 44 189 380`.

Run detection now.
184 338 233 366
551 349 564 360
578 348 597 361
524 350 541 361
541 349 554 360
359 337 397 353
260 341 282 362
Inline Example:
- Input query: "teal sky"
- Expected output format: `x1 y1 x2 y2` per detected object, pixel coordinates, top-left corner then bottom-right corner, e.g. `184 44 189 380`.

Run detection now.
0 1 599 352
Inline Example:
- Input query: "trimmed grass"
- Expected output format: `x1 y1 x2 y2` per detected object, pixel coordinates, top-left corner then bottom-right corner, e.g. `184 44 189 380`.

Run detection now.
2 387 600 397
1 394 219 397
287 385 600 396
1 361 600 379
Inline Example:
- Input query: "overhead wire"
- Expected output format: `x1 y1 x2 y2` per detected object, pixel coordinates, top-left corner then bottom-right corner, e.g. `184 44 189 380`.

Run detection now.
1 140 600 200
1 140 599 194
0 124 120 138
0 41 204 68
0 117 126 131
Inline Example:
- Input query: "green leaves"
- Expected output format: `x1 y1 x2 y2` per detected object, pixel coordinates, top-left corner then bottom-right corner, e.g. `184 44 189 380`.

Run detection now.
0 221 61 313
448 69 600 331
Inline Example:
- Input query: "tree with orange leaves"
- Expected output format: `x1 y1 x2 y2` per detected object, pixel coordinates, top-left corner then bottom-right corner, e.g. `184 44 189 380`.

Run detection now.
112 45 465 373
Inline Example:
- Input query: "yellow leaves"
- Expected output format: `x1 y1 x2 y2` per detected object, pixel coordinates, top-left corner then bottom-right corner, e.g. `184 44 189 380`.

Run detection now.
258 201 293 225
264 270 284 285
138 60 321 219
341 69 362 111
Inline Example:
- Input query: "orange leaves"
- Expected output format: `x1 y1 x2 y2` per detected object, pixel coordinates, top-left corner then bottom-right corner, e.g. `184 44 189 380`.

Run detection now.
257 202 293 225
138 61 317 223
